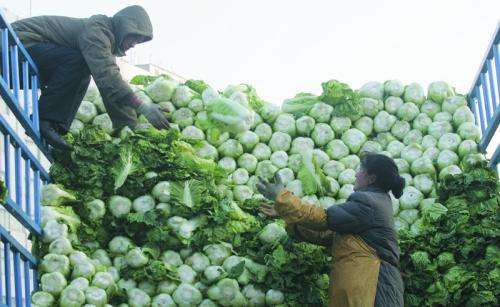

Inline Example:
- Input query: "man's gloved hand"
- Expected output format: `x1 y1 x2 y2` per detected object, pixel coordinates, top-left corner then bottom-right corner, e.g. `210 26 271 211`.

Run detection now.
40 120 72 151
136 102 171 129
256 174 285 201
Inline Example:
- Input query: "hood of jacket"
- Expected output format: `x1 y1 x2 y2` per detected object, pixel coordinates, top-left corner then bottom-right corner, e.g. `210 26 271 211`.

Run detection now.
112 5 153 56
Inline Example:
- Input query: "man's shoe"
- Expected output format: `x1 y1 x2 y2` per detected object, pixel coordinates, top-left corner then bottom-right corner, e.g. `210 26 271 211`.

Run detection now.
39 120 72 151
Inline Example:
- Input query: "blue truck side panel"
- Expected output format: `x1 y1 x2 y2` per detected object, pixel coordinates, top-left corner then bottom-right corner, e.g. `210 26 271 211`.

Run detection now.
468 22 500 167
0 8 49 307
0 15 50 159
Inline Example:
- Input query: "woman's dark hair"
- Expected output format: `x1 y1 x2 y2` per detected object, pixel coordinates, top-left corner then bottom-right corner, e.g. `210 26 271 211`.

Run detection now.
360 153 405 198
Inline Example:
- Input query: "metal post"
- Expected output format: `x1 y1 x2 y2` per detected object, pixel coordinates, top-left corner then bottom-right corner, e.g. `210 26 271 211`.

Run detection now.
24 159 31 217
13 252 21 307
22 61 29 114
480 73 493 122
476 85 487 135
23 261 31 307
3 243 11 307
494 45 500 106
2 29 9 85
31 76 39 133
9 45 19 101
4 135 11 194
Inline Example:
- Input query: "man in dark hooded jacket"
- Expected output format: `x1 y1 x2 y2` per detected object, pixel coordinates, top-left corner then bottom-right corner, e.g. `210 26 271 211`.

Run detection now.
12 5 169 150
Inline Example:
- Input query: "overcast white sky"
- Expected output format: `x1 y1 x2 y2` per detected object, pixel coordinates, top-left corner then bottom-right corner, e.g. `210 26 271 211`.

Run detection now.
2 0 499 104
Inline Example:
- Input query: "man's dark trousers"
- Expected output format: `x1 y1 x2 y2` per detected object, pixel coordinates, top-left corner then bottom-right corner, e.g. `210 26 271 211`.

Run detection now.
27 43 91 131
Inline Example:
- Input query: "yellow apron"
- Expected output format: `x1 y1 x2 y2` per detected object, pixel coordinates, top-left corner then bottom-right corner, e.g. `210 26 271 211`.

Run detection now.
329 234 380 307
276 190 381 307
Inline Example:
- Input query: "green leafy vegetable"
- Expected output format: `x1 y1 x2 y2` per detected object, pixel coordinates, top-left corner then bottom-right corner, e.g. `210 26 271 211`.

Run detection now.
319 80 361 117
185 79 209 94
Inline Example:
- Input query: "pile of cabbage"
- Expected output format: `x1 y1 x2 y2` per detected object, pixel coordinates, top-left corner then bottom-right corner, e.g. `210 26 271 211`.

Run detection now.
399 159 499 306
76 77 482 234
36 76 486 306
35 102 329 306
33 182 288 307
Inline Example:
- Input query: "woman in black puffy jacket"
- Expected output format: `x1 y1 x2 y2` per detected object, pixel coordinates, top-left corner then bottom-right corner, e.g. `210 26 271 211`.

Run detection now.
257 153 405 307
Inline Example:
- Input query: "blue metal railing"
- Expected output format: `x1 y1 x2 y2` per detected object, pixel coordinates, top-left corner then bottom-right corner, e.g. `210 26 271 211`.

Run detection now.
468 21 500 167
1 115 49 236
0 9 49 307
0 227 38 307
0 10 50 159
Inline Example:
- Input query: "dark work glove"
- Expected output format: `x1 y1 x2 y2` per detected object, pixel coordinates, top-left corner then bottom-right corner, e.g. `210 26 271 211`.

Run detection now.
136 102 170 130
40 120 72 151
257 174 285 201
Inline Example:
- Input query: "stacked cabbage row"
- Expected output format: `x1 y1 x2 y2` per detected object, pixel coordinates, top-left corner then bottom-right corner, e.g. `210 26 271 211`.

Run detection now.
50 76 484 307
77 77 481 234
32 183 285 307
